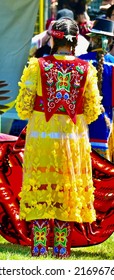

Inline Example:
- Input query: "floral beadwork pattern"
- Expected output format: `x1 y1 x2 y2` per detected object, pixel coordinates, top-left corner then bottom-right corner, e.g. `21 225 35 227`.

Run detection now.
53 220 72 257
34 224 47 247
40 58 88 121
54 226 68 247
16 56 102 125
32 220 49 256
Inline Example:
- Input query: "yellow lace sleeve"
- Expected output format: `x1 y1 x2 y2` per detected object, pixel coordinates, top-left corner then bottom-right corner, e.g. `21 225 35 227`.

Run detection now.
84 61 102 124
15 57 39 120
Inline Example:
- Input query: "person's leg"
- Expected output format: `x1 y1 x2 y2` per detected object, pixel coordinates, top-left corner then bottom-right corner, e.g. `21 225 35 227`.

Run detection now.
31 219 50 256
53 219 73 258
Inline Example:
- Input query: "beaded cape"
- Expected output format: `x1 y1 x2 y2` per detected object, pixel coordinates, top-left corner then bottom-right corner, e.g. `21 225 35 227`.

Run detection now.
34 56 88 124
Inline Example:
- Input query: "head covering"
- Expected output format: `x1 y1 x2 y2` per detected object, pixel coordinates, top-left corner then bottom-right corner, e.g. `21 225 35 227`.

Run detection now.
89 18 114 37
56 8 74 20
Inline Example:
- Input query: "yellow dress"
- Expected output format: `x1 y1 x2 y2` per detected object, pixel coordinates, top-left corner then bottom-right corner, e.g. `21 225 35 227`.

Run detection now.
16 55 102 223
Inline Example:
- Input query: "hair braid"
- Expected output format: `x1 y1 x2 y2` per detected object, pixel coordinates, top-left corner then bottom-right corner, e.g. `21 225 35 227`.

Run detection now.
97 51 104 96
97 51 111 128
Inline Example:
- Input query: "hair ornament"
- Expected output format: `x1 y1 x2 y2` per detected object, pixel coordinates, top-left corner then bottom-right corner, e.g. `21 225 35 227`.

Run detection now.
65 34 75 42
51 30 64 38
51 30 78 41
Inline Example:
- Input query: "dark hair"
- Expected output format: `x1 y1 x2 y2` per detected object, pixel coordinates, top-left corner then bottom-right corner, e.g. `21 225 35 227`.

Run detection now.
106 4 114 18
50 18 79 55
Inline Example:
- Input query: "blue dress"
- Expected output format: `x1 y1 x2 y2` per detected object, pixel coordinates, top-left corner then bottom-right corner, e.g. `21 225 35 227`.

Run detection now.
79 51 114 158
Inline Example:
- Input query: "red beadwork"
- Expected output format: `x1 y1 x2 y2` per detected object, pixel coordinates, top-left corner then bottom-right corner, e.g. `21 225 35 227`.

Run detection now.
37 56 88 123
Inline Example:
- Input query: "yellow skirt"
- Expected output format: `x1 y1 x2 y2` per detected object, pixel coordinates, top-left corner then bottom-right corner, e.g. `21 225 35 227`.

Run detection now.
19 111 96 223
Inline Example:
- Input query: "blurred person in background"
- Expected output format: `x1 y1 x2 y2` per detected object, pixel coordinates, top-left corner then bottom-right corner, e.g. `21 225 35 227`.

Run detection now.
79 17 114 160
105 4 114 62
100 0 114 11
29 18 55 57
106 3 114 19
74 5 93 40
32 18 55 58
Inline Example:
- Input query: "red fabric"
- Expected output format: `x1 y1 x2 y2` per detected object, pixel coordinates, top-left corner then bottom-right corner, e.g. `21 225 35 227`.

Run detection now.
35 56 88 123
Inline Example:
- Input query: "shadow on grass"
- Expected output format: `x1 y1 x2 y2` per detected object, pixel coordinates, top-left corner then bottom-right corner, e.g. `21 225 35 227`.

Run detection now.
70 249 110 260
0 242 112 260
0 243 30 256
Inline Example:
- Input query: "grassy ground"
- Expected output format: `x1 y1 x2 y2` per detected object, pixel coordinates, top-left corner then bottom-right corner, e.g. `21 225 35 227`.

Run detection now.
0 233 114 260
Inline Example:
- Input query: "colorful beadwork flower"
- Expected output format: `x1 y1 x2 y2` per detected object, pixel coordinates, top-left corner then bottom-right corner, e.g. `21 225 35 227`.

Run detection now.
47 78 54 86
34 225 47 246
57 71 71 92
60 247 66 255
53 246 59 254
40 247 47 254
64 93 69 100
33 246 39 254
54 226 67 247
74 81 80 88
33 246 47 255
56 92 62 99
45 63 54 71
76 66 84 74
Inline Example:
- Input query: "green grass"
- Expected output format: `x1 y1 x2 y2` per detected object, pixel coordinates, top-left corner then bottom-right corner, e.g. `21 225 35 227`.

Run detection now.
0 233 114 260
